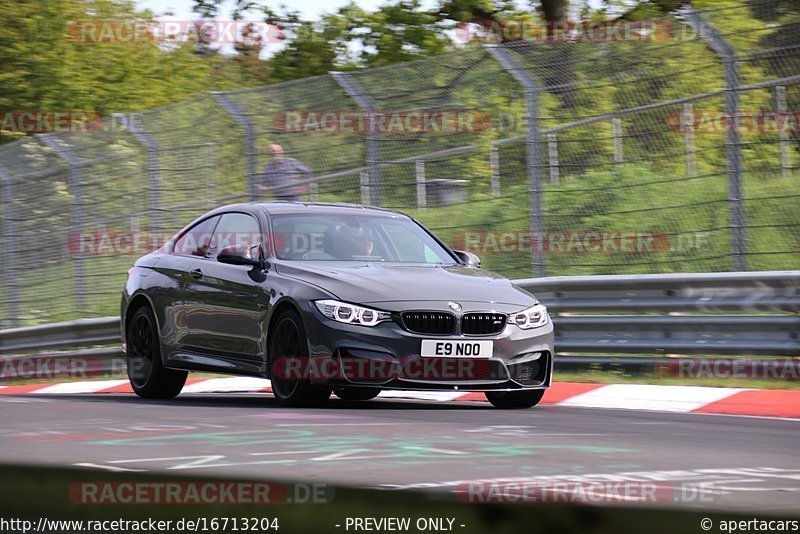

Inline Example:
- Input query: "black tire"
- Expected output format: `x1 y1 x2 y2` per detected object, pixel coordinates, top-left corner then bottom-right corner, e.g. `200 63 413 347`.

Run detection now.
126 306 187 399
485 389 545 409
268 308 331 407
334 387 381 401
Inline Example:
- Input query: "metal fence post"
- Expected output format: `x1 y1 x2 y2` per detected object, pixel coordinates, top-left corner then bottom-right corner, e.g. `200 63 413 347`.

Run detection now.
114 113 163 233
612 117 624 164
0 165 19 326
415 160 427 208
683 103 697 178
38 135 87 313
489 144 501 196
211 92 258 201
680 7 746 271
776 86 791 177
331 72 382 207
547 133 559 185
486 45 546 277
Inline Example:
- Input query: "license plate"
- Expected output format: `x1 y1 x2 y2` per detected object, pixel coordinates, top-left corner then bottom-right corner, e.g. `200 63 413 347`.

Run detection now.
420 340 493 358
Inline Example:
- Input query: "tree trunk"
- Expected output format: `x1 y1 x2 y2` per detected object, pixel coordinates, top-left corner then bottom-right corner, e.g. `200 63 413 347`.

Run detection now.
538 0 576 109
541 0 569 26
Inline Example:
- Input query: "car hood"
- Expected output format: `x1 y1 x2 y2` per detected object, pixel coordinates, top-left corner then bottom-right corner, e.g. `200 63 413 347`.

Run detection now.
274 261 536 308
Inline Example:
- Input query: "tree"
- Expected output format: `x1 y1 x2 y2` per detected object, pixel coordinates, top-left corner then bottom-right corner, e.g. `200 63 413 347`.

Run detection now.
358 0 450 67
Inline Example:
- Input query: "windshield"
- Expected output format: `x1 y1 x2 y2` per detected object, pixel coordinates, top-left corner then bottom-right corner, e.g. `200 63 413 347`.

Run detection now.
270 214 457 264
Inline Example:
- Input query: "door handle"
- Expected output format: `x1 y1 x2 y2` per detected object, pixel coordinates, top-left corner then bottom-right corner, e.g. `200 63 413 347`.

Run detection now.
190 268 203 280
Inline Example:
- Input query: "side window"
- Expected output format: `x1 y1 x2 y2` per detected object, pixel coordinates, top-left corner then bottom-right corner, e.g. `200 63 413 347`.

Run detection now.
173 216 220 257
208 213 261 260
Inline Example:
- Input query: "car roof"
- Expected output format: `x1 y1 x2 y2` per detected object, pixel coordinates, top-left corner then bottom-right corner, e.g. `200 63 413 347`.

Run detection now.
227 201 409 218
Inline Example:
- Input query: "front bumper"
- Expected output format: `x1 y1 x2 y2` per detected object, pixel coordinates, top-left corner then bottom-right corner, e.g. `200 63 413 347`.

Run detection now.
295 302 554 392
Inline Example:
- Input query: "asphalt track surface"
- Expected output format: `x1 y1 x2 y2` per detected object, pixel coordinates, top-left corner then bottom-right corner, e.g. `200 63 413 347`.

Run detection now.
1 392 798 514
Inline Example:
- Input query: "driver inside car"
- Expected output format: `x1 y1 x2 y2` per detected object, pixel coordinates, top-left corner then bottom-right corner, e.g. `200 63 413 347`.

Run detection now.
324 226 376 260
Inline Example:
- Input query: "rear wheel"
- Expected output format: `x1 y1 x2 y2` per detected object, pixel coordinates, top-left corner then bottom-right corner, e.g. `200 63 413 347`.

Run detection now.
334 387 381 401
126 306 187 399
269 309 331 407
485 389 545 409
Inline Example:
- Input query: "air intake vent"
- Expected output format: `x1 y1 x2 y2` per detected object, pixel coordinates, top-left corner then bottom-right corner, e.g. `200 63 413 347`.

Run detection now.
507 353 549 386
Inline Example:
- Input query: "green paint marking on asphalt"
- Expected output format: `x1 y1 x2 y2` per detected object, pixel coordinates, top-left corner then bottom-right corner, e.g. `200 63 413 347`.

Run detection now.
476 444 633 455
91 427 633 465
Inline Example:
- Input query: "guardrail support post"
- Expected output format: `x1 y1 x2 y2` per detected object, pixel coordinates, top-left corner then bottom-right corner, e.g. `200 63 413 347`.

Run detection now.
490 144 501 196
211 92 258 201
547 133 559 185
612 117 624 164
38 135 87 313
776 86 791 177
359 171 371 205
486 45 546 277
683 103 697 178
415 160 427 208
331 72 383 207
680 7 746 271
0 165 20 327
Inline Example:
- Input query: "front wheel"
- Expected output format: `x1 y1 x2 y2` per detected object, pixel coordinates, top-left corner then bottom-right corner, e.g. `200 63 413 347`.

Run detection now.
485 389 545 409
126 306 187 399
269 309 331 407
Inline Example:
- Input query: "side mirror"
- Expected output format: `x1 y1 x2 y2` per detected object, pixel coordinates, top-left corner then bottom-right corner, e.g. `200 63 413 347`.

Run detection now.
217 244 265 268
453 249 481 268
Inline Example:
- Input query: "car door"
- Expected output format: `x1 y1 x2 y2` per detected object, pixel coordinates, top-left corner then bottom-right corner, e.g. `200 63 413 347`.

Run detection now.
156 215 221 350
181 212 270 361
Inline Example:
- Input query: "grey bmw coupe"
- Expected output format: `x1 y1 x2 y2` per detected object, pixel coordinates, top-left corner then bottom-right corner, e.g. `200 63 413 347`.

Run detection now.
121 202 554 408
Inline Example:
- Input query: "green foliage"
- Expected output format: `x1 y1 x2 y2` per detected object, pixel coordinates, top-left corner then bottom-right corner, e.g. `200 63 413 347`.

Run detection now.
0 0 265 125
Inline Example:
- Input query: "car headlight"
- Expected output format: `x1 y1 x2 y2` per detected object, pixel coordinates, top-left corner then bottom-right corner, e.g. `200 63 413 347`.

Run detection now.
314 300 392 327
508 303 549 329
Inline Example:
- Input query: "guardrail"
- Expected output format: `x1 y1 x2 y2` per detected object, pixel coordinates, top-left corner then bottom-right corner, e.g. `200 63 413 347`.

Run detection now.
0 271 798 380
517 271 800 357
0 318 120 353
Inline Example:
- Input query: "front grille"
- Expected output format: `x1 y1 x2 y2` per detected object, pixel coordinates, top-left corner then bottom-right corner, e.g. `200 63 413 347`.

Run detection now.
400 311 455 335
461 313 507 335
